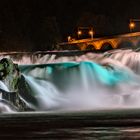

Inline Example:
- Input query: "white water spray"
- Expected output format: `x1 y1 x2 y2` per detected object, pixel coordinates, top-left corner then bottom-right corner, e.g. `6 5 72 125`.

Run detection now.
20 59 140 111
1 49 140 112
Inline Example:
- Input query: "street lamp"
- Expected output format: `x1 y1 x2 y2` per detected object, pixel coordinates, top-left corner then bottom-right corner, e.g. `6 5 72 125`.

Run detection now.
67 36 71 42
89 29 94 39
78 30 82 38
77 27 94 39
129 19 140 32
129 21 135 32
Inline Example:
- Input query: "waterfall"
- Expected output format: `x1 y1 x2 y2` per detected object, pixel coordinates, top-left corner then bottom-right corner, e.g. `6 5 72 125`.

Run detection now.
104 49 140 74
1 49 140 112
18 61 140 111
23 75 64 110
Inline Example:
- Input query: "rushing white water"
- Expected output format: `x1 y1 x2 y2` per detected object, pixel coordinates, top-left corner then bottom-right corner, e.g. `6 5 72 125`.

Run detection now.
0 101 15 113
1 49 140 112
2 49 140 75
24 75 64 110
19 59 140 111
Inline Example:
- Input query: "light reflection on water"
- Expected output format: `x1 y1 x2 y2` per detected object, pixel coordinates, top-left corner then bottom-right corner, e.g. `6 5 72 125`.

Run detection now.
31 127 140 140
5 127 140 140
1 110 140 139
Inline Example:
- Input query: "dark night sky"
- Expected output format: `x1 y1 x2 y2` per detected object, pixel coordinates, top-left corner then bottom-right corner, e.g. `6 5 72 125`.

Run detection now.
0 0 140 51
0 0 139 32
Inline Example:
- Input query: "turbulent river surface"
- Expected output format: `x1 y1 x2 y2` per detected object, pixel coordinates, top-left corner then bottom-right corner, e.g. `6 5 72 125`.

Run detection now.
2 109 140 139
1 49 140 139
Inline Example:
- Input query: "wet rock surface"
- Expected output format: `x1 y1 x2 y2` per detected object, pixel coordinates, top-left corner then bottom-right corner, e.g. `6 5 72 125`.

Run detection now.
0 58 33 112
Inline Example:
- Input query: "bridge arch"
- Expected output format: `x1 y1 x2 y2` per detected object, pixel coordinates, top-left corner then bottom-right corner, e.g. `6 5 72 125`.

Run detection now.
85 44 95 50
67 45 80 50
117 41 134 49
100 42 113 51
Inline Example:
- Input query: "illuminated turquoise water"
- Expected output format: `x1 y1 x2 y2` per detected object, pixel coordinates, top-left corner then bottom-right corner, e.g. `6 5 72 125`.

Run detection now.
1 51 140 139
19 61 131 88
17 61 139 111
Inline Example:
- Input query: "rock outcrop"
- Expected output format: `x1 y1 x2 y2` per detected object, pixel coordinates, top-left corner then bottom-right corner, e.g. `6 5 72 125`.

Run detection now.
0 58 32 111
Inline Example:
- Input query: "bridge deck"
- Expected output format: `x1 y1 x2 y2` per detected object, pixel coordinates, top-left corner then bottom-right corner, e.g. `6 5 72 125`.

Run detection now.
59 32 140 46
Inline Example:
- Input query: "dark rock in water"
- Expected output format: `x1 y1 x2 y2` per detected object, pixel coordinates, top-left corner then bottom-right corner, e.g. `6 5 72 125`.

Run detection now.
0 58 19 91
17 75 39 110
0 58 35 111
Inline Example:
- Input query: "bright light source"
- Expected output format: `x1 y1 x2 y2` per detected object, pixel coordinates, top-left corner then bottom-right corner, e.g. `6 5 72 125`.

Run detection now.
89 30 94 39
129 22 135 29
68 36 71 42
78 30 82 35
89 30 93 35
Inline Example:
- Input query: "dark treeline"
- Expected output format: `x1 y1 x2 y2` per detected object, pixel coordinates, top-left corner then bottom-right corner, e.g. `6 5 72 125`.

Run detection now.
0 0 139 51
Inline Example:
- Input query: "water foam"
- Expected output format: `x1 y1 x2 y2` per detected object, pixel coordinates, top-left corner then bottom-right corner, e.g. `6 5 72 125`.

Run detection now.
1 49 140 112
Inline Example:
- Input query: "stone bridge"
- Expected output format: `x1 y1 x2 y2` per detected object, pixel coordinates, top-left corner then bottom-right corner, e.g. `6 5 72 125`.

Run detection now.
59 32 140 51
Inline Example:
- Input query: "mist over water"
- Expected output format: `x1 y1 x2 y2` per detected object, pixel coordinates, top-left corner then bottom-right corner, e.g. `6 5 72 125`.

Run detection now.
1 49 140 112
19 50 140 111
